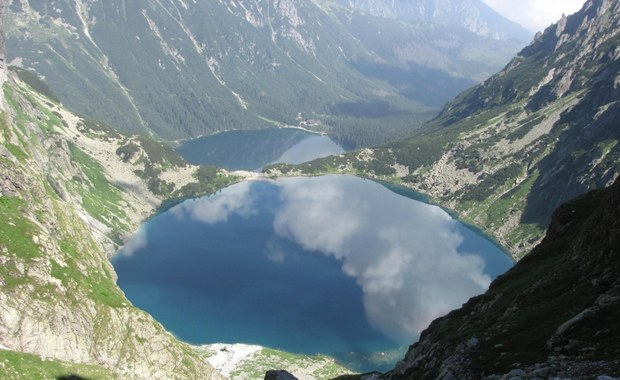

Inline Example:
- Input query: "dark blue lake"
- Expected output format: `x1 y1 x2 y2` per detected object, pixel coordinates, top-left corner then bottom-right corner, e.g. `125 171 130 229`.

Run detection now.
113 175 513 372
176 128 344 171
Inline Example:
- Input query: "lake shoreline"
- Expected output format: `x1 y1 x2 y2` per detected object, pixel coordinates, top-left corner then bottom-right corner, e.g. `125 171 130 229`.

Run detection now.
114 175 513 374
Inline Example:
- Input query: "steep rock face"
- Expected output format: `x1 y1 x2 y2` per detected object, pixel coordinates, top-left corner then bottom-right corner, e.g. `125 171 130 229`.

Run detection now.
0 72 229 379
0 0 7 109
377 175 620 379
331 0 531 40
438 0 620 121
408 0 620 255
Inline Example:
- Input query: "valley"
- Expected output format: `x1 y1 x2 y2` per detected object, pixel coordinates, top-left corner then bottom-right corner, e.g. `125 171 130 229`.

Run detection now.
1 0 619 379
4 0 527 148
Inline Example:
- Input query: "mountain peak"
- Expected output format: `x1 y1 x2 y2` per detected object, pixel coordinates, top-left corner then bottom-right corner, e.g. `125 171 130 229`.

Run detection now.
537 0 619 44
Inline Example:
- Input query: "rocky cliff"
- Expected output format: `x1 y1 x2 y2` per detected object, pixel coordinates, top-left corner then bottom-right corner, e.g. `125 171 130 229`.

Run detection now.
0 0 7 109
0 70 238 379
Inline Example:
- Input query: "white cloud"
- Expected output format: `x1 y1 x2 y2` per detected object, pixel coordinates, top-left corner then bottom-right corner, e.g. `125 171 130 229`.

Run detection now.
271 136 344 166
171 181 257 224
483 0 585 32
272 176 492 343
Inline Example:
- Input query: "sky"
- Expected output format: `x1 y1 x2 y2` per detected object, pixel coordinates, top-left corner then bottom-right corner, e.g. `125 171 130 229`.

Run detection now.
483 0 586 32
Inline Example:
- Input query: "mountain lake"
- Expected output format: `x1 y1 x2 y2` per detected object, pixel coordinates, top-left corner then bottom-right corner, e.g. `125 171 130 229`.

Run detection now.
113 175 513 372
175 128 344 171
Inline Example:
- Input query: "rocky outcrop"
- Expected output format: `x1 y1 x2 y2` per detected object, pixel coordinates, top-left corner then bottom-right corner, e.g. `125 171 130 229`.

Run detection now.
333 0 531 41
360 176 620 379
265 370 299 380
0 0 7 110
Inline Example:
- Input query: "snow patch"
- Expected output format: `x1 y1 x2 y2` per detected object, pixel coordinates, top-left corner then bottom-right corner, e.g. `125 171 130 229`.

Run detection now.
202 343 262 377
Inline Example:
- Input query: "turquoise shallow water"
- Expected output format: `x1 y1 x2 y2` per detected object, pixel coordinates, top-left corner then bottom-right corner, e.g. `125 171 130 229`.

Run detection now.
113 175 513 371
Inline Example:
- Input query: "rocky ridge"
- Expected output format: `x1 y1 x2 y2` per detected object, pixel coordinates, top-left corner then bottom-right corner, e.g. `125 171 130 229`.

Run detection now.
328 0 532 40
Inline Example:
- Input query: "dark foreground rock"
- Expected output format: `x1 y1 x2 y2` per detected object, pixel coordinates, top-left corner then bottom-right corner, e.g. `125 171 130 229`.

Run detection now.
265 370 299 380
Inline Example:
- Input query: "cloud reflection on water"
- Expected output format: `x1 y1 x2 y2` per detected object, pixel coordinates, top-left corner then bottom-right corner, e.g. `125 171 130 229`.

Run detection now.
168 175 492 344
170 181 257 224
117 225 148 257
272 176 491 343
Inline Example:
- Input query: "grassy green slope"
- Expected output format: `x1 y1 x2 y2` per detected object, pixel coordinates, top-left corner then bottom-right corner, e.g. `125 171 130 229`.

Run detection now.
0 349 115 380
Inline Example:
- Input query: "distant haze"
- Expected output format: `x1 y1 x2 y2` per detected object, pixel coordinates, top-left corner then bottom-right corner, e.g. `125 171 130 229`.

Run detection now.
483 0 585 32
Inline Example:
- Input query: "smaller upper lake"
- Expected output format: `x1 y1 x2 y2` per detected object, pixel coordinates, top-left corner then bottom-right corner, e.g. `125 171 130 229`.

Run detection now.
176 128 344 171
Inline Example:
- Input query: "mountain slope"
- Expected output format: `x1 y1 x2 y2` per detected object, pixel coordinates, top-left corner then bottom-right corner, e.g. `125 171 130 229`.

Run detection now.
267 0 620 258
0 0 6 107
326 0 532 40
5 0 524 147
397 0 620 256
0 69 240 379
374 175 620 379
313 0 527 112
